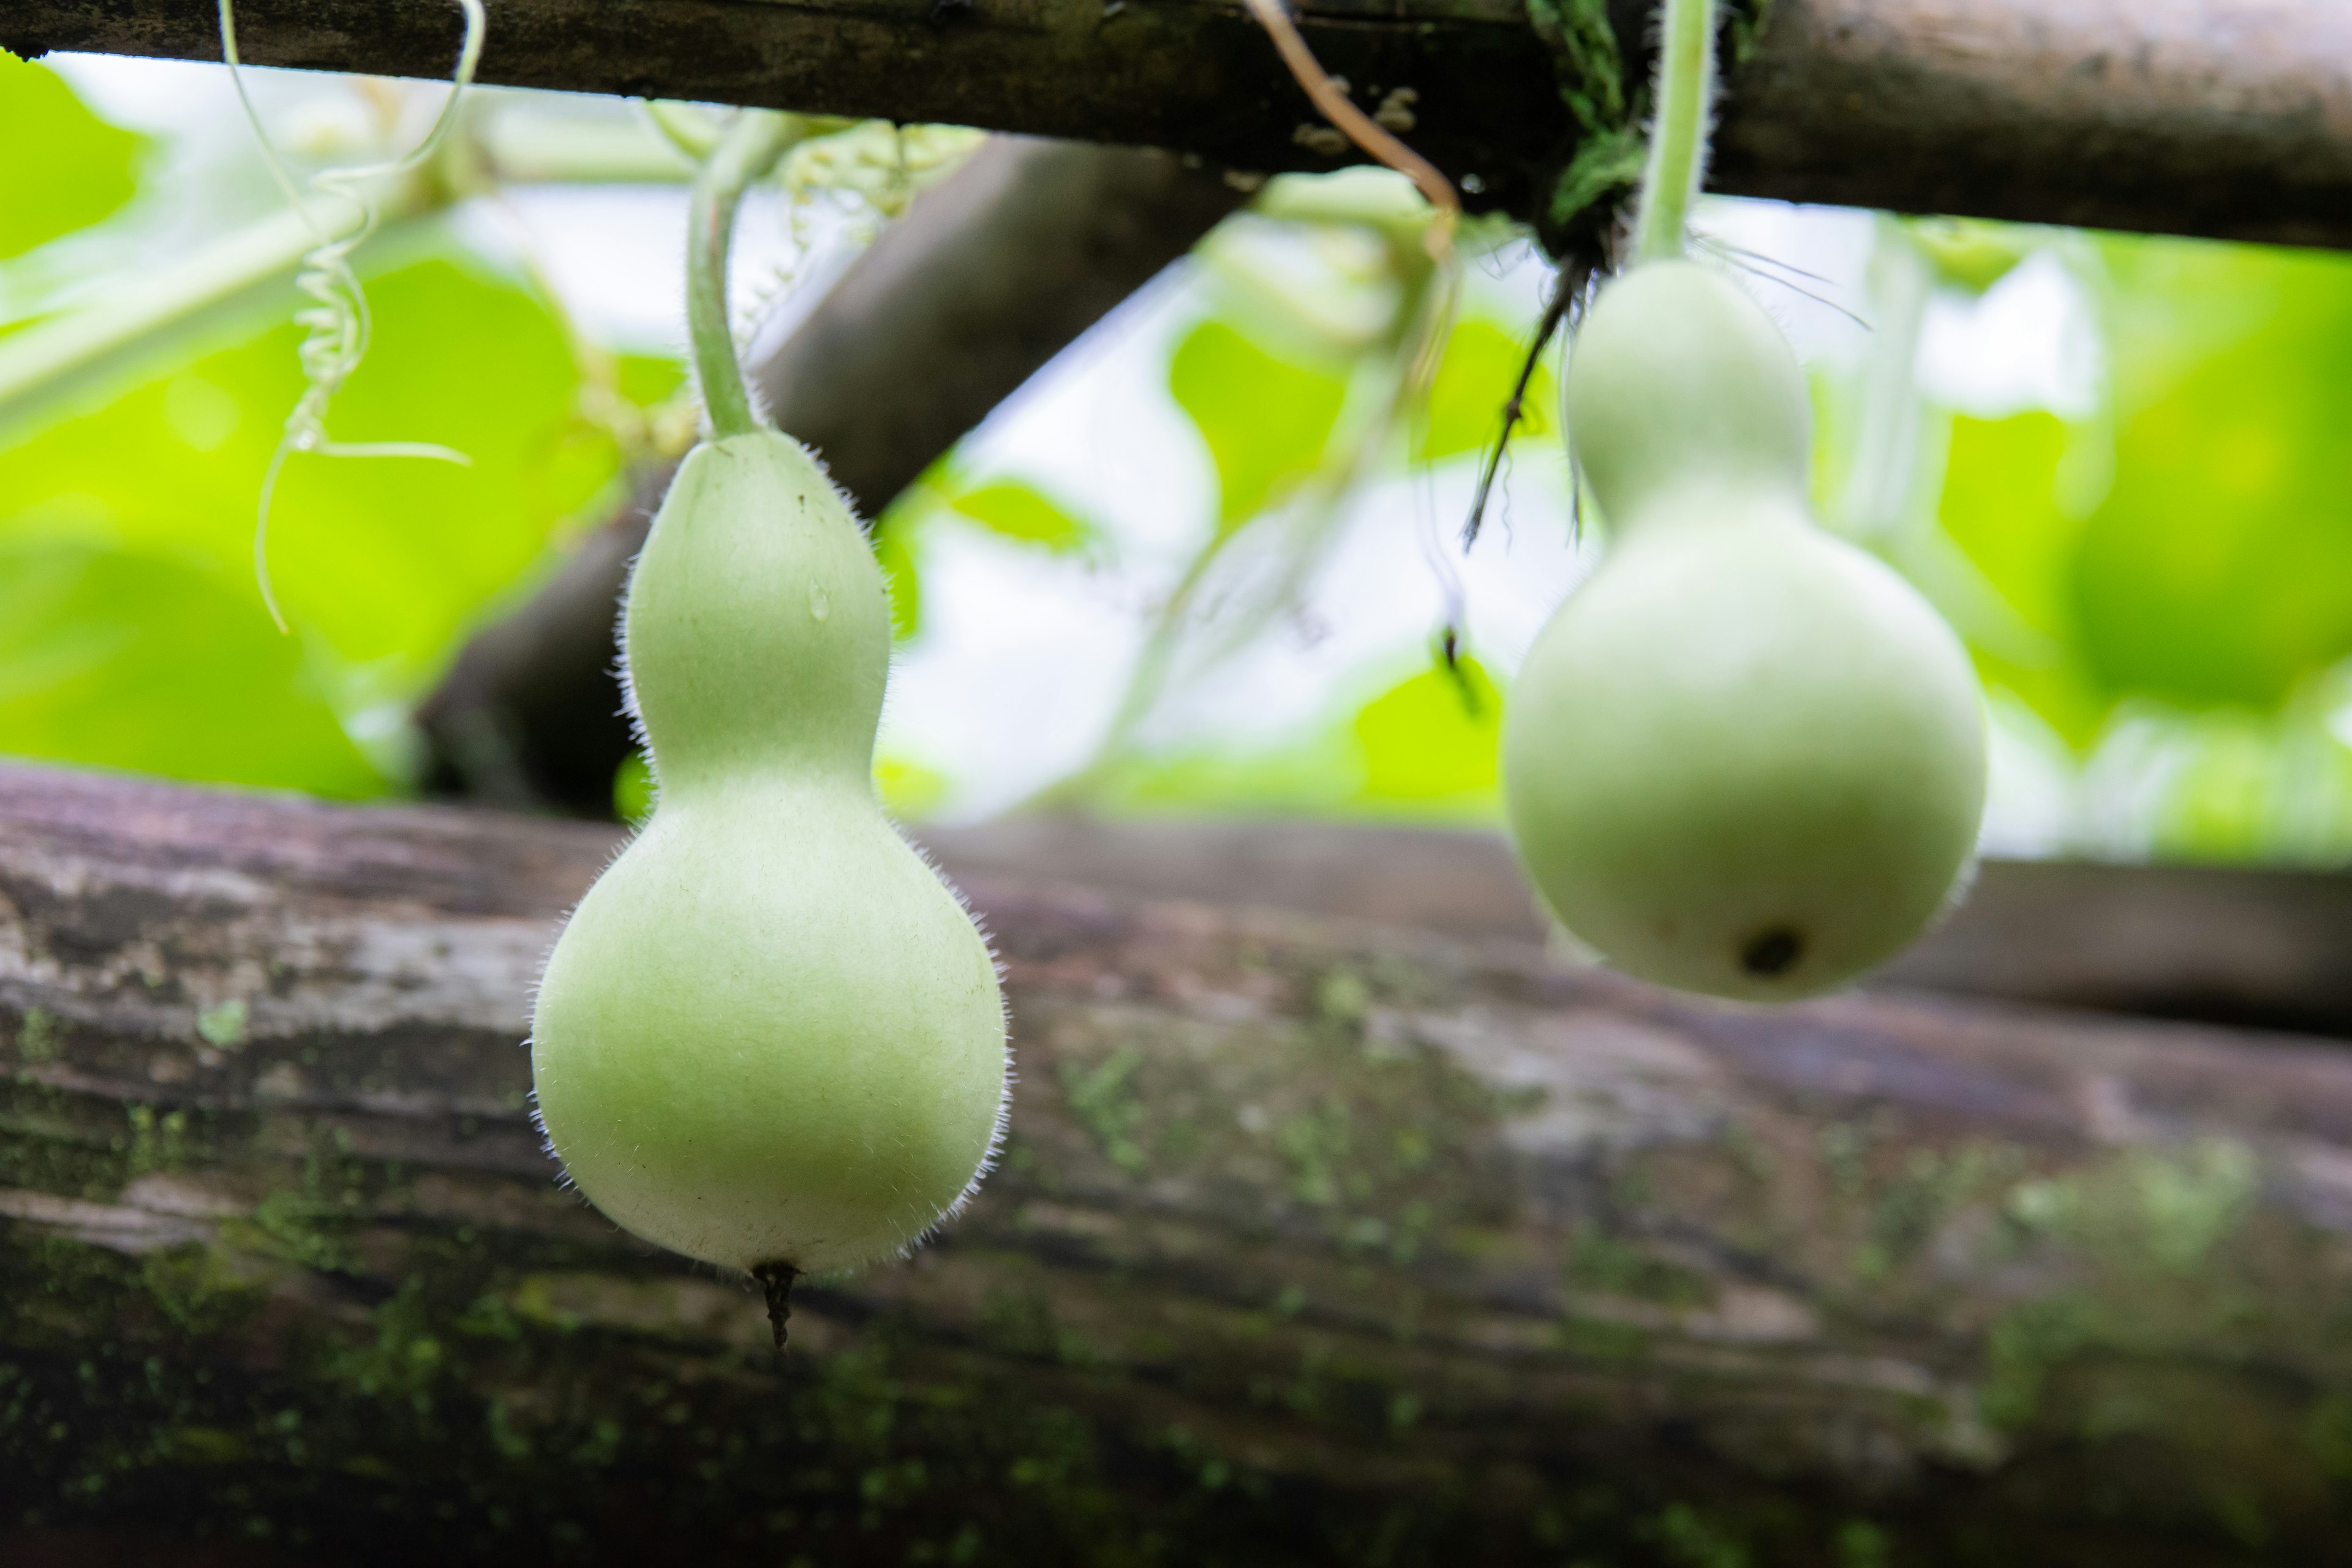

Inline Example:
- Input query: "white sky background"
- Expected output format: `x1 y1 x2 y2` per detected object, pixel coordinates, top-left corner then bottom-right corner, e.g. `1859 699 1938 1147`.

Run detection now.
46 54 2104 846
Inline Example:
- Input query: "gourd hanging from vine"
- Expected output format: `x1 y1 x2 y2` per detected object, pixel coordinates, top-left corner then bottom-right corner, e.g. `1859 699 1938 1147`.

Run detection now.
1502 0 1988 1000
529 111 1009 1345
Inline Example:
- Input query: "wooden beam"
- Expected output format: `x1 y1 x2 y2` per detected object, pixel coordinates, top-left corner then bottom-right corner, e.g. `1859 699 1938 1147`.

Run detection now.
10 0 2352 248
8 763 2352 1560
1715 0 2352 249
924 815 2352 1039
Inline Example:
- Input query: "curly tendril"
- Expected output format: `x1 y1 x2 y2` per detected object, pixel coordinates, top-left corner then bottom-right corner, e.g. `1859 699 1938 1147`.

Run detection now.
216 0 487 631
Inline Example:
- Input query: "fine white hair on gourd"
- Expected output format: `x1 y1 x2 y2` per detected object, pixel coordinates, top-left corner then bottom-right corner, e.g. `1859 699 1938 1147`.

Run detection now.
533 428 1014 1286
529 111 1012 1314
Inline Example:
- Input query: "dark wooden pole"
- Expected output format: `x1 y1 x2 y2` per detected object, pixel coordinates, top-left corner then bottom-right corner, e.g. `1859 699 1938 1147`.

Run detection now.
10 0 2352 249
7 763 2352 1563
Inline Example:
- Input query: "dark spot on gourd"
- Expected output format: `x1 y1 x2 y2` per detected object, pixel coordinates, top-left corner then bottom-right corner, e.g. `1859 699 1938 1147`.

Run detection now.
1741 927 1803 978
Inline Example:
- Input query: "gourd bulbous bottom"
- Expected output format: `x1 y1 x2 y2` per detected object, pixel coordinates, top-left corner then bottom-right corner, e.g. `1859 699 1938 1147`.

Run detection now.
1502 505 1987 1001
531 787 1008 1273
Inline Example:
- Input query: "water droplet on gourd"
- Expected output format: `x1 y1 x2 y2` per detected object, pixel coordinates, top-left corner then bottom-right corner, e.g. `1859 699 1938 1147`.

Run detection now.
808 582 829 621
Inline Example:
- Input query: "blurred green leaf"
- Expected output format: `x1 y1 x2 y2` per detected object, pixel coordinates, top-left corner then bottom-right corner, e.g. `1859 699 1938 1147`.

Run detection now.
0 253 624 685
1414 317 1553 466
1085 652 1505 822
1939 413 2075 631
0 53 145 262
1089 739 1358 817
0 538 382 795
873 520 922 641
1907 217 2032 295
1936 412 2108 745
613 353 686 408
874 470 1097 644
1933 237 2352 761
875 753 949 819
612 750 655 824
0 249 642 792
617 747 952 823
2158 714 2290 862
1169 320 1348 532
946 479 1092 552
1352 657 1501 803
2070 242 2352 710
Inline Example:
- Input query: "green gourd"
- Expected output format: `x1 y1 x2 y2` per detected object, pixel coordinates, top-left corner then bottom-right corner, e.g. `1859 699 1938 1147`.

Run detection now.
1502 259 1988 1000
529 113 1006 1323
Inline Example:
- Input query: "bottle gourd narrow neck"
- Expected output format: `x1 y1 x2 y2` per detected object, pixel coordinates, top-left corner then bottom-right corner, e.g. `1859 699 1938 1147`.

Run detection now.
625 432 892 796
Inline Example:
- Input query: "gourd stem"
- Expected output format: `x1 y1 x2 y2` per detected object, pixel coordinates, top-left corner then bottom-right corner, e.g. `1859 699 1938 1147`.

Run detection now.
687 110 801 440
1631 0 1718 265
752 1262 799 1352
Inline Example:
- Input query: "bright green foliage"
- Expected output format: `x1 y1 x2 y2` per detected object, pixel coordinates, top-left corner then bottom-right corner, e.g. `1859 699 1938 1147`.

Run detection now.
617 748 955 824
533 431 1008 1274
0 538 378 794
1089 654 1502 821
2074 242 2352 712
1508 261 1985 999
2151 701 2352 864
873 752 951 818
1169 320 1348 530
1907 217 2030 295
1937 239 2352 727
0 255 658 791
611 750 654 823
1354 660 1501 802
1934 413 2106 744
872 470 1102 644
1917 236 2352 861
872 519 923 639
946 478 1093 553
8 55 2350 881
0 53 145 262
1412 317 1555 465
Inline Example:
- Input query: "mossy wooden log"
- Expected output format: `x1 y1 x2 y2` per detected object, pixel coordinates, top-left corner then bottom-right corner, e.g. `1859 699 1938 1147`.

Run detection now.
925 816 2352 1039
7 764 2352 1565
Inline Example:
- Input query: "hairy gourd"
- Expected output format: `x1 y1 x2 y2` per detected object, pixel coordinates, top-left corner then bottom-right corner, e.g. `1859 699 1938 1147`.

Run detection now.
532 431 1007 1276
529 113 1006 1317
1502 260 1988 1000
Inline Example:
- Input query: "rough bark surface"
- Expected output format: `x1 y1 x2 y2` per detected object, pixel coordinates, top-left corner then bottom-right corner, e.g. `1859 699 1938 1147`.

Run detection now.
1711 0 2352 247
13 0 2352 248
415 134 1242 813
7 764 2352 1564
925 816 2352 1039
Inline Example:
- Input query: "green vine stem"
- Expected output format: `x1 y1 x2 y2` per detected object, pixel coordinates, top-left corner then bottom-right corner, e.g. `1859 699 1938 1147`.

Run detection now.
1631 0 1718 265
687 110 802 440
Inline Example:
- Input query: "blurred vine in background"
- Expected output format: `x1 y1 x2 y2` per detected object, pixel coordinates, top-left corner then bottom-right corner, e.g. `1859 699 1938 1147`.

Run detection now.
818 166 1569 827
1019 171 1545 818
